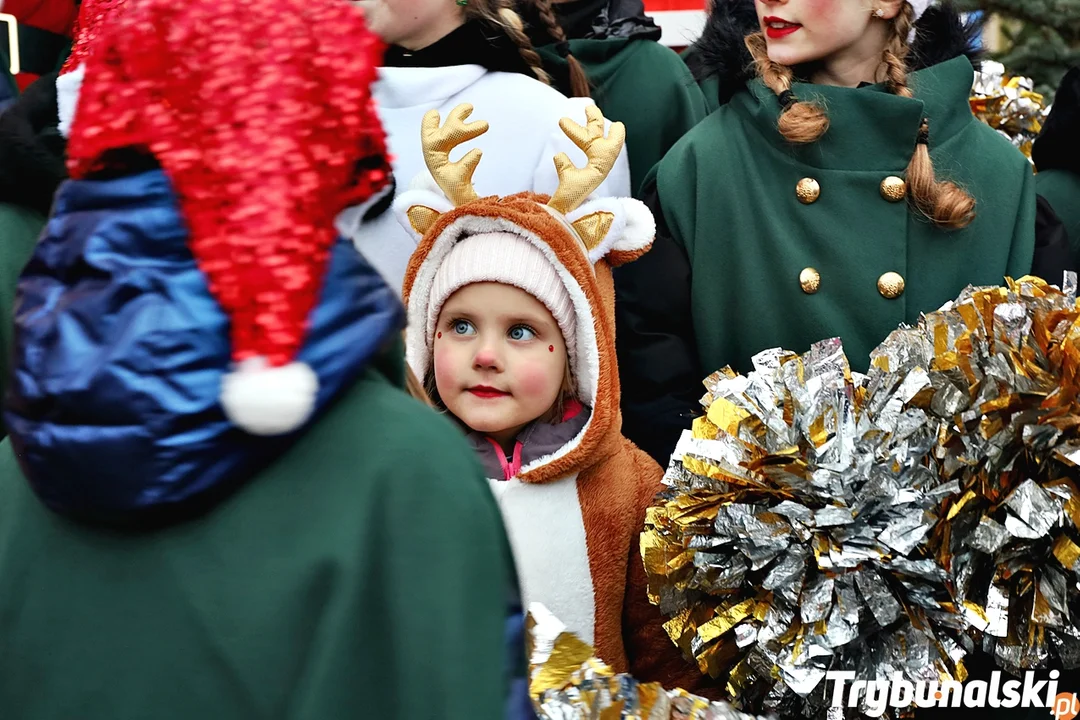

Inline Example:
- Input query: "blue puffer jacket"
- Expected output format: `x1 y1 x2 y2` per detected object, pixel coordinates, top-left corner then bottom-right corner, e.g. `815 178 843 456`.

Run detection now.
5 169 404 523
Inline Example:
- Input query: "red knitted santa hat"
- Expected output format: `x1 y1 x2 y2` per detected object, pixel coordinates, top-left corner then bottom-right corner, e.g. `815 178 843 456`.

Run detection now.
65 0 391 435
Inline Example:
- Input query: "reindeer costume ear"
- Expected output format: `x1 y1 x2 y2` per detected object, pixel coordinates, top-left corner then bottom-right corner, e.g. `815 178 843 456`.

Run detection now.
394 104 488 239
545 105 656 266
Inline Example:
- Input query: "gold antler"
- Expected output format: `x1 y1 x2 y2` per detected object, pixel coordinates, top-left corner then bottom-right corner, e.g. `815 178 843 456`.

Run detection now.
548 105 625 215
421 104 489 207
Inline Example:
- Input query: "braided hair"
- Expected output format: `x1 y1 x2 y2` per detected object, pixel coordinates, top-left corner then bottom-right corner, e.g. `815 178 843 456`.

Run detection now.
745 3 974 229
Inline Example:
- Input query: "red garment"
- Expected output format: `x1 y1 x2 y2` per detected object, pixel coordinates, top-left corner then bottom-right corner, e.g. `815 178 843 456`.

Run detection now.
3 0 76 34
3 0 78 90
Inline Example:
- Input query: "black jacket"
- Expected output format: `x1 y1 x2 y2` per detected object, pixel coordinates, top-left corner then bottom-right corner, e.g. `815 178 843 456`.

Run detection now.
0 72 66 216
1033 66 1080 177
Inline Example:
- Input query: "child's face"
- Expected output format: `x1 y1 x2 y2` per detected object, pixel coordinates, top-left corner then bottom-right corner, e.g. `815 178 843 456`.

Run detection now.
433 282 568 446
756 0 898 68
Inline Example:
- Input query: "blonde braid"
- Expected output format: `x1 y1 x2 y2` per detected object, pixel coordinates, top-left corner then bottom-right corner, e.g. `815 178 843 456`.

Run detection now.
881 3 914 97
531 0 591 97
498 5 553 85
462 0 551 85
745 32 829 144
882 5 975 229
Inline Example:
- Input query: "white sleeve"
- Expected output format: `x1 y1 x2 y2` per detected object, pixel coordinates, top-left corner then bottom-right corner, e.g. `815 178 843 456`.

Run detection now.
532 97 632 199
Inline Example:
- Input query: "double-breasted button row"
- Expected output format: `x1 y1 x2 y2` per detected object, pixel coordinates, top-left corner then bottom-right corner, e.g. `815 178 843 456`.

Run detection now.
794 176 908 204
799 267 905 299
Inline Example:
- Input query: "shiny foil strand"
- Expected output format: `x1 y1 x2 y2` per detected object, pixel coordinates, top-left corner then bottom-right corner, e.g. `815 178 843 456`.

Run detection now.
527 604 771 720
643 333 965 718
970 61 1049 160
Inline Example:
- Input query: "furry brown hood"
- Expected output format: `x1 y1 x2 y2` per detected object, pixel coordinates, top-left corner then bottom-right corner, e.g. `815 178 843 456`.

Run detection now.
684 0 984 107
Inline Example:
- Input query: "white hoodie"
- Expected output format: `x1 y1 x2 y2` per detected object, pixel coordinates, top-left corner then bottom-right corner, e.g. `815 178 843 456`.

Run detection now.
336 64 632 293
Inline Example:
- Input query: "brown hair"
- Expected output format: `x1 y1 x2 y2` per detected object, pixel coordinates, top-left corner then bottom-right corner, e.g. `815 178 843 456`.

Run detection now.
406 365 434 406
745 4 975 229
529 0 591 97
464 0 553 86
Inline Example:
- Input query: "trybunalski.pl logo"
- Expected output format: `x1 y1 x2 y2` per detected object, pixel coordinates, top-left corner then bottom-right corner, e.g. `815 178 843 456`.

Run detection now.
826 670 1077 718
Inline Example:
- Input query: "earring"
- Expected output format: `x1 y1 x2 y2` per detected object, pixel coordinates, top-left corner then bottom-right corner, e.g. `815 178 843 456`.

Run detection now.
873 7 885 17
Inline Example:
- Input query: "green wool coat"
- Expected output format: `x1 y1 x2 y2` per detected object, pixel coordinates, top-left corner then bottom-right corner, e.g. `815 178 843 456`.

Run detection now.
537 37 707 196
1037 169 1080 265
654 56 1036 375
678 46 721 115
0 354 515 720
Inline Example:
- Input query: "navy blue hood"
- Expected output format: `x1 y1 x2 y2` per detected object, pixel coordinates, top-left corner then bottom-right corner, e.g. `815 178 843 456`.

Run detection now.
5 169 404 526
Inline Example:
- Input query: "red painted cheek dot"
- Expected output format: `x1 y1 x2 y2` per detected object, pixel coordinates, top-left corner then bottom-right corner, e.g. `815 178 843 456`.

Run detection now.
549 345 554 352
437 332 442 339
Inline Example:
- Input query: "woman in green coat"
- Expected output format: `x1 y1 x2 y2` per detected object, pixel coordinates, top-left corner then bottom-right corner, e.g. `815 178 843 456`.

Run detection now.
518 0 708 194
615 0 1071 466
616 2 1074 714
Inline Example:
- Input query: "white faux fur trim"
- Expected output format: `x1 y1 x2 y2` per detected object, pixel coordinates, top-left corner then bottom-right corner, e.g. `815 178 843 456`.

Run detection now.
564 197 655 263
614 198 656 255
489 473 595 645
56 63 85 139
408 171 444 193
405 213 602 471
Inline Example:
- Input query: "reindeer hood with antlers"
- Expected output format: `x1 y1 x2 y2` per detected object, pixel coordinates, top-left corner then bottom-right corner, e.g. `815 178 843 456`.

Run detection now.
399 103 654 482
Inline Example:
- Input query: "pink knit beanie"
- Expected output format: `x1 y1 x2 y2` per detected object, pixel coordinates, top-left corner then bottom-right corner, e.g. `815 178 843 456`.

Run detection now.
426 232 577 362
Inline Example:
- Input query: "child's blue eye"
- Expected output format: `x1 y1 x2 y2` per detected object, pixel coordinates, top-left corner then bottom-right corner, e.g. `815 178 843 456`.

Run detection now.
452 320 476 336
509 325 537 341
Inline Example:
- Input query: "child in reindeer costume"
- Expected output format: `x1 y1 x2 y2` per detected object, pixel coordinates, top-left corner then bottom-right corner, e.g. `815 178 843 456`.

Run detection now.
398 104 700 689
0 0 515 717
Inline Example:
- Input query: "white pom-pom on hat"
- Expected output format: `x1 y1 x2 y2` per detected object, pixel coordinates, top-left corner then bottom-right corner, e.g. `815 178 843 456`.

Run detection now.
220 357 319 436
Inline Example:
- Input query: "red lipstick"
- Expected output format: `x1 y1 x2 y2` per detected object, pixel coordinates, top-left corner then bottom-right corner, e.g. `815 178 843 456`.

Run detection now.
468 386 510 399
763 16 801 39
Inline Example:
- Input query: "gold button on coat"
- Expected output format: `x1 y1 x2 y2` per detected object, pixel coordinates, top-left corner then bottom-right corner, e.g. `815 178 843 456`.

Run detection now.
880 176 907 202
796 178 820 204
877 272 905 299
800 267 821 294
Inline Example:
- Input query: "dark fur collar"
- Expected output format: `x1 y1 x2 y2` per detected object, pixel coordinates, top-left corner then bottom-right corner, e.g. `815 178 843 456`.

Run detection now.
1033 67 1080 177
684 0 984 107
0 73 67 216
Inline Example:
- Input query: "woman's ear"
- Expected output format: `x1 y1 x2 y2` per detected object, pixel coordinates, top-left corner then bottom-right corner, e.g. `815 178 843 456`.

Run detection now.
872 0 906 21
